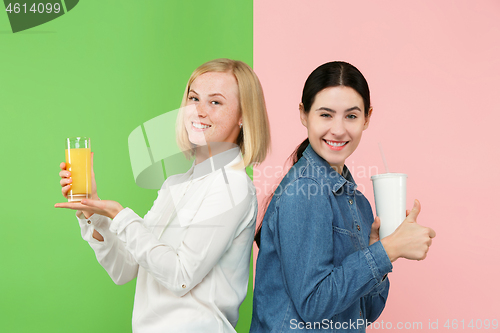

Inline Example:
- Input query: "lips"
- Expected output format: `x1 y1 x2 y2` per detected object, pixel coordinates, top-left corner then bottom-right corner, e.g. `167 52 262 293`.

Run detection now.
324 139 348 151
191 121 212 131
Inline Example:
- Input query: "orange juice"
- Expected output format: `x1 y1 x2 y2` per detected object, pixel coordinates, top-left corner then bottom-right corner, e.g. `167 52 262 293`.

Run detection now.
65 147 91 202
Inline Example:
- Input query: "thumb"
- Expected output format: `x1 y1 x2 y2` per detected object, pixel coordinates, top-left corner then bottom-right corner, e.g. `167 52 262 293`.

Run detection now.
406 199 421 221
372 216 381 230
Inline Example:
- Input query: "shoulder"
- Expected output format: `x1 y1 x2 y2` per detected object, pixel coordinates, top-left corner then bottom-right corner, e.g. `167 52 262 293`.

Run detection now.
161 172 190 188
274 175 330 214
270 177 334 237
214 166 254 192
200 167 256 212
274 158 322 199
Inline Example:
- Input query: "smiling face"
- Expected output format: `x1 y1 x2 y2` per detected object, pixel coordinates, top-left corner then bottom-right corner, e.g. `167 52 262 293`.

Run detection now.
300 86 371 173
183 71 242 147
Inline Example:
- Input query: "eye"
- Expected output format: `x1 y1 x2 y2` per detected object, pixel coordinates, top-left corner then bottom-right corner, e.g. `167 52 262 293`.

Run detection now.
211 100 221 105
320 113 332 118
188 96 198 102
347 114 357 119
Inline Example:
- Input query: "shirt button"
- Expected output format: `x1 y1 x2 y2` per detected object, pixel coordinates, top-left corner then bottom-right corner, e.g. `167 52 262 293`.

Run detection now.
87 220 91 225
357 225 361 231
348 199 353 205
360 311 362 317
181 284 186 288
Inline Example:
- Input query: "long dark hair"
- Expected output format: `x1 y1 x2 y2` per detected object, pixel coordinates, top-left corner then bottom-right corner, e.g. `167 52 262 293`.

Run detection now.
254 61 371 247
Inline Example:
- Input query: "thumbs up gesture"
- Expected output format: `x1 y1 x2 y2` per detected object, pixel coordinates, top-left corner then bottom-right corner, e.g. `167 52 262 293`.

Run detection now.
380 199 436 262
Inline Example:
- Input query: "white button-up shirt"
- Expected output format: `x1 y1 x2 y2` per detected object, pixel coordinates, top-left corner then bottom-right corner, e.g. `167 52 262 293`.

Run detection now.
78 148 256 332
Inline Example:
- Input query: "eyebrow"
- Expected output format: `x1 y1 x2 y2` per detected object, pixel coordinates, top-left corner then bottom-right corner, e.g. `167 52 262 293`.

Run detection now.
316 106 362 113
188 90 226 100
209 93 226 99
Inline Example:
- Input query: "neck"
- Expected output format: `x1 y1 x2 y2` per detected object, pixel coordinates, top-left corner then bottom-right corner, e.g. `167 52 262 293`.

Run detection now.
330 163 344 175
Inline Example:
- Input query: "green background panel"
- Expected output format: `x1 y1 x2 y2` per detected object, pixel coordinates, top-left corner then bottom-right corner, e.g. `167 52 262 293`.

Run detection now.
0 1 253 332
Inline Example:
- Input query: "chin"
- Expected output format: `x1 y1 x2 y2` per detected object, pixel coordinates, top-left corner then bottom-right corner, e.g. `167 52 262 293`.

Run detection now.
187 135 207 146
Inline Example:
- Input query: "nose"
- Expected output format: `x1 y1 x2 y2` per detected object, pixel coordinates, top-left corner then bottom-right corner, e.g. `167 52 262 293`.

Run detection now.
195 103 208 118
330 117 347 137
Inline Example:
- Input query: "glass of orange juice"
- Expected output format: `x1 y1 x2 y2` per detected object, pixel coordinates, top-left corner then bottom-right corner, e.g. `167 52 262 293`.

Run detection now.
65 137 91 202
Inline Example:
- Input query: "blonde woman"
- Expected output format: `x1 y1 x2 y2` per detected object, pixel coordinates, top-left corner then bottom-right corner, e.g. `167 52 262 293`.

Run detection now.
56 59 271 333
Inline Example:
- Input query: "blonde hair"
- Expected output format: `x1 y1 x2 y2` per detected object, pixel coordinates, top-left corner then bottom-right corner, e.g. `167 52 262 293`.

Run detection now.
176 58 271 166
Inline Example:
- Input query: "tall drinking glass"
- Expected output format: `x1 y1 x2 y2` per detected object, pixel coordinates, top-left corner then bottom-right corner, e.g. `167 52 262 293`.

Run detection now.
65 137 91 202
371 173 407 239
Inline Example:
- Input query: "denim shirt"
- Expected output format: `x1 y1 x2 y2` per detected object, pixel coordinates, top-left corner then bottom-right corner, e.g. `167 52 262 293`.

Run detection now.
250 145 393 333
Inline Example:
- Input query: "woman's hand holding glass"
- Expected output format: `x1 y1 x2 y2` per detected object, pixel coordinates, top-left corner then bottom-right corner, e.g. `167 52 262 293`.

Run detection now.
55 152 124 241
59 152 99 203
59 153 99 200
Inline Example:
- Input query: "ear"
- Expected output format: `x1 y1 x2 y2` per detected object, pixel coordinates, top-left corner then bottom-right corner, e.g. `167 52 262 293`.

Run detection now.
299 103 308 127
363 107 373 130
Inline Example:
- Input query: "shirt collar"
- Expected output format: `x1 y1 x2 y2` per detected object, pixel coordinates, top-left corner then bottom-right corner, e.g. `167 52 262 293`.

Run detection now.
302 144 357 193
188 147 243 180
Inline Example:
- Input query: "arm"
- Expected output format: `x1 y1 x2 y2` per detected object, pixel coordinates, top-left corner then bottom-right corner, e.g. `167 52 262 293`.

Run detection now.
363 274 389 323
363 216 390 323
363 200 436 323
275 178 392 322
109 171 255 297
59 156 139 284
77 212 139 285
72 180 179 285
79 209 103 241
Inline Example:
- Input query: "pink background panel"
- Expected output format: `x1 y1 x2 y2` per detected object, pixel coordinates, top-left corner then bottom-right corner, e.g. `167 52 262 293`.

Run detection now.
254 0 500 328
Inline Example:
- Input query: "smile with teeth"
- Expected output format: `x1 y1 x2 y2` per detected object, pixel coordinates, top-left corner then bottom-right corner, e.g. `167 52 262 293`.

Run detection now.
192 122 211 130
325 140 348 147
